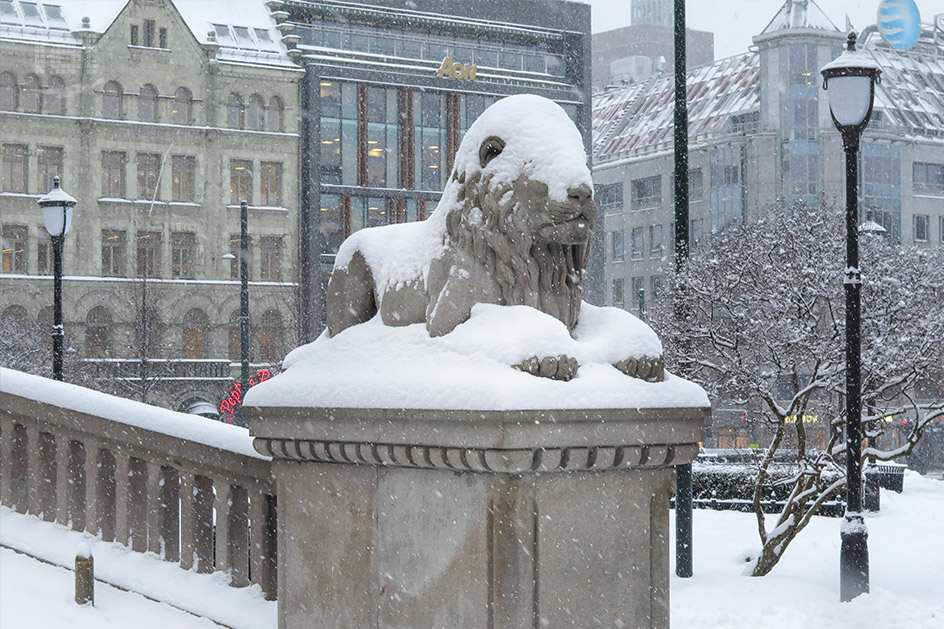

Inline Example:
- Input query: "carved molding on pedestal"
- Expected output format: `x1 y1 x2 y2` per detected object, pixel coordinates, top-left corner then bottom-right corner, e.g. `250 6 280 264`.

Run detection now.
253 438 700 474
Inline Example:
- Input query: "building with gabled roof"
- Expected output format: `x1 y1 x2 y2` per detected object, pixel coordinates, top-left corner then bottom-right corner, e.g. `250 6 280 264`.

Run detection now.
593 0 944 321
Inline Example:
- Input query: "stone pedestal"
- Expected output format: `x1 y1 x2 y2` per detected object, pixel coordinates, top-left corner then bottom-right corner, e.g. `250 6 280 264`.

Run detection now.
249 406 705 629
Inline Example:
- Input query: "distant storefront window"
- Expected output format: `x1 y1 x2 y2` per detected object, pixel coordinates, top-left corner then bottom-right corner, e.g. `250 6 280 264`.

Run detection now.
230 159 253 205
710 146 744 233
913 162 944 195
632 175 661 208
596 183 623 216
860 142 901 238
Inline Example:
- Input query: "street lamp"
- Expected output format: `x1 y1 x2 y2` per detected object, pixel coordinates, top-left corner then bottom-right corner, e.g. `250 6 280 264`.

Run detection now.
821 31 882 603
37 176 77 381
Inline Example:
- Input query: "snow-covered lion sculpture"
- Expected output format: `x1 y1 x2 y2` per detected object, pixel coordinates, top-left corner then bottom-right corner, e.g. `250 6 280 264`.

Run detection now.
325 94 663 382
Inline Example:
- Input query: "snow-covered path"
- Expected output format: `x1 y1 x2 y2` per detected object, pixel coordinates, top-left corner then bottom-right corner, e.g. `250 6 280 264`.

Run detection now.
672 470 944 628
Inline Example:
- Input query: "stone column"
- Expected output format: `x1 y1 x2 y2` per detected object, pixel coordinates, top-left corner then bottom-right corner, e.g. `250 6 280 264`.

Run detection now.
0 418 15 507
229 486 250 587
128 458 148 552
178 471 196 571
160 467 180 562
214 481 233 575
249 490 277 600
145 462 163 556
113 453 131 546
25 427 42 517
250 406 706 629
83 444 100 536
54 435 71 526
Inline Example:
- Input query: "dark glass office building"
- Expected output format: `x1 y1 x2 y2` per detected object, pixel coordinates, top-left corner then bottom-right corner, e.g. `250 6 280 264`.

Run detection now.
281 0 593 338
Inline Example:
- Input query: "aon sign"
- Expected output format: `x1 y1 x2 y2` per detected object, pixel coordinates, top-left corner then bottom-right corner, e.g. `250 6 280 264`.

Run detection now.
437 56 477 81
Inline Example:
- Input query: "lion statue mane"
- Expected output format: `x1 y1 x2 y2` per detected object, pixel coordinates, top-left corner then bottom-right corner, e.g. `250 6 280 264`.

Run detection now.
325 94 663 382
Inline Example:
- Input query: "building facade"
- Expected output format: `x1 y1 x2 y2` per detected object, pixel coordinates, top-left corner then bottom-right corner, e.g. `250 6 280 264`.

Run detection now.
281 0 594 339
0 0 302 412
592 0 944 446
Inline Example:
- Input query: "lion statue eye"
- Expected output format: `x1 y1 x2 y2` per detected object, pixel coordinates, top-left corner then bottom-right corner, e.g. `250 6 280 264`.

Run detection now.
478 136 505 169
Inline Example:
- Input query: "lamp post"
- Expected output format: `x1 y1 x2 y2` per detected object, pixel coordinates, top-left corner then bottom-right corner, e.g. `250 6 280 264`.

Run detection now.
821 31 882 603
238 200 250 427
37 176 77 381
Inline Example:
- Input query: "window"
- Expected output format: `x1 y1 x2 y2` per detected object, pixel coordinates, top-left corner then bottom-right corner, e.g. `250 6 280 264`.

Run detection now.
101 151 126 197
266 96 283 132
143 19 155 47
22 74 41 113
172 155 196 202
171 232 196 279
181 308 208 359
259 235 283 281
246 94 265 131
596 183 623 216
914 214 929 242
44 76 64 115
610 230 624 262
612 278 624 308
1 143 28 192
710 146 744 233
172 88 191 125
631 227 644 259
260 161 281 206
36 146 62 193
37 231 51 275
632 175 661 208
913 162 944 195
136 231 161 277
365 86 399 188
138 84 158 122
257 309 284 361
137 153 161 199
860 143 901 238
1 225 27 272
690 218 704 248
230 159 252 204
130 24 138 46
0 72 16 110
649 224 663 256
672 169 704 201
632 277 645 311
651 275 664 300
415 91 447 191
102 81 123 119
228 233 251 279
228 311 241 360
159 27 167 49
226 93 242 128
101 230 126 276
319 81 343 184
85 306 113 358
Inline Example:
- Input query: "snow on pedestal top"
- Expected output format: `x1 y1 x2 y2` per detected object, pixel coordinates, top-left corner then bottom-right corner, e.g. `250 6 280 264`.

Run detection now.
244 303 709 411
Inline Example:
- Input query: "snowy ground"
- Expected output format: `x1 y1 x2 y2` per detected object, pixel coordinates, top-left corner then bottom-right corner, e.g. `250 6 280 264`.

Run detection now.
672 470 944 628
1 471 940 628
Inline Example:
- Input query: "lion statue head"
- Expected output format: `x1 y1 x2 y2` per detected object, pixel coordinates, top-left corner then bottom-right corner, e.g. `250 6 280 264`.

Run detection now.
326 95 597 339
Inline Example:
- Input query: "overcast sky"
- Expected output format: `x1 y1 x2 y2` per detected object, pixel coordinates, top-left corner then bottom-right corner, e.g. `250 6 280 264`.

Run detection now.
586 0 943 60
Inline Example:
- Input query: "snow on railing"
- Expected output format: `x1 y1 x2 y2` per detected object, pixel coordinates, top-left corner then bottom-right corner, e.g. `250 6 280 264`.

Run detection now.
0 368 277 599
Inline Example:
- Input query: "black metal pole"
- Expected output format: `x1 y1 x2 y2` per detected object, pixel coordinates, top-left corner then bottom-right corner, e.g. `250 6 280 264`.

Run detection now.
52 232 64 381
239 200 251 428
673 0 693 580
840 130 869 601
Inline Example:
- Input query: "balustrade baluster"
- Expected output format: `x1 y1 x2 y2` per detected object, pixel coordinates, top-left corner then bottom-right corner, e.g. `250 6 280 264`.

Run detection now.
214 481 234 575
54 434 71 526
249 490 278 600
83 444 100 536
0 418 15 507
25 427 42 517
145 462 162 556
114 453 131 546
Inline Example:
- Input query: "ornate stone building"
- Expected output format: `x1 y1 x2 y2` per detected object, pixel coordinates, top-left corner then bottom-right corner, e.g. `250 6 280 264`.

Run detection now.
0 0 302 412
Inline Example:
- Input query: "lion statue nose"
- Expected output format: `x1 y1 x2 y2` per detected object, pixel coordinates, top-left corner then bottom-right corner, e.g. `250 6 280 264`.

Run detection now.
567 184 592 205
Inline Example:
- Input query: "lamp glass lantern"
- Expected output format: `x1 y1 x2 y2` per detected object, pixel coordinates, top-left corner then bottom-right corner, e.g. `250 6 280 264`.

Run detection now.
38 176 78 237
821 33 882 136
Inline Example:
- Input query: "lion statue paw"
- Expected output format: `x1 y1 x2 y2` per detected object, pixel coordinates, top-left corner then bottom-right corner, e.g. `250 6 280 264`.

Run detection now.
514 355 579 381
614 356 665 382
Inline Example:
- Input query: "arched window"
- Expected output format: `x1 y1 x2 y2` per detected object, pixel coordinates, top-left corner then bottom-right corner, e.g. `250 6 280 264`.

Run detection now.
102 81 123 119
226 93 242 128
181 308 209 359
0 72 17 110
246 94 265 131
256 309 284 362
266 96 283 132
44 76 65 115
22 74 41 113
172 87 191 125
137 84 158 122
85 306 113 358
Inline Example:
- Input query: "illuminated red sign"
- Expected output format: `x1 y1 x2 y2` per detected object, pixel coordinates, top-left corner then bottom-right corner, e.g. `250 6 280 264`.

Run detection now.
219 369 272 422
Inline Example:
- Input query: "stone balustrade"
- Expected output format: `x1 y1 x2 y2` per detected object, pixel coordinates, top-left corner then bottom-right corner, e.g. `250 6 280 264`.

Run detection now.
0 370 277 599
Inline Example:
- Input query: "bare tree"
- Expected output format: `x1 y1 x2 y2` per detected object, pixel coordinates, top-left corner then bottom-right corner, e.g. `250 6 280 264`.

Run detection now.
653 202 944 576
